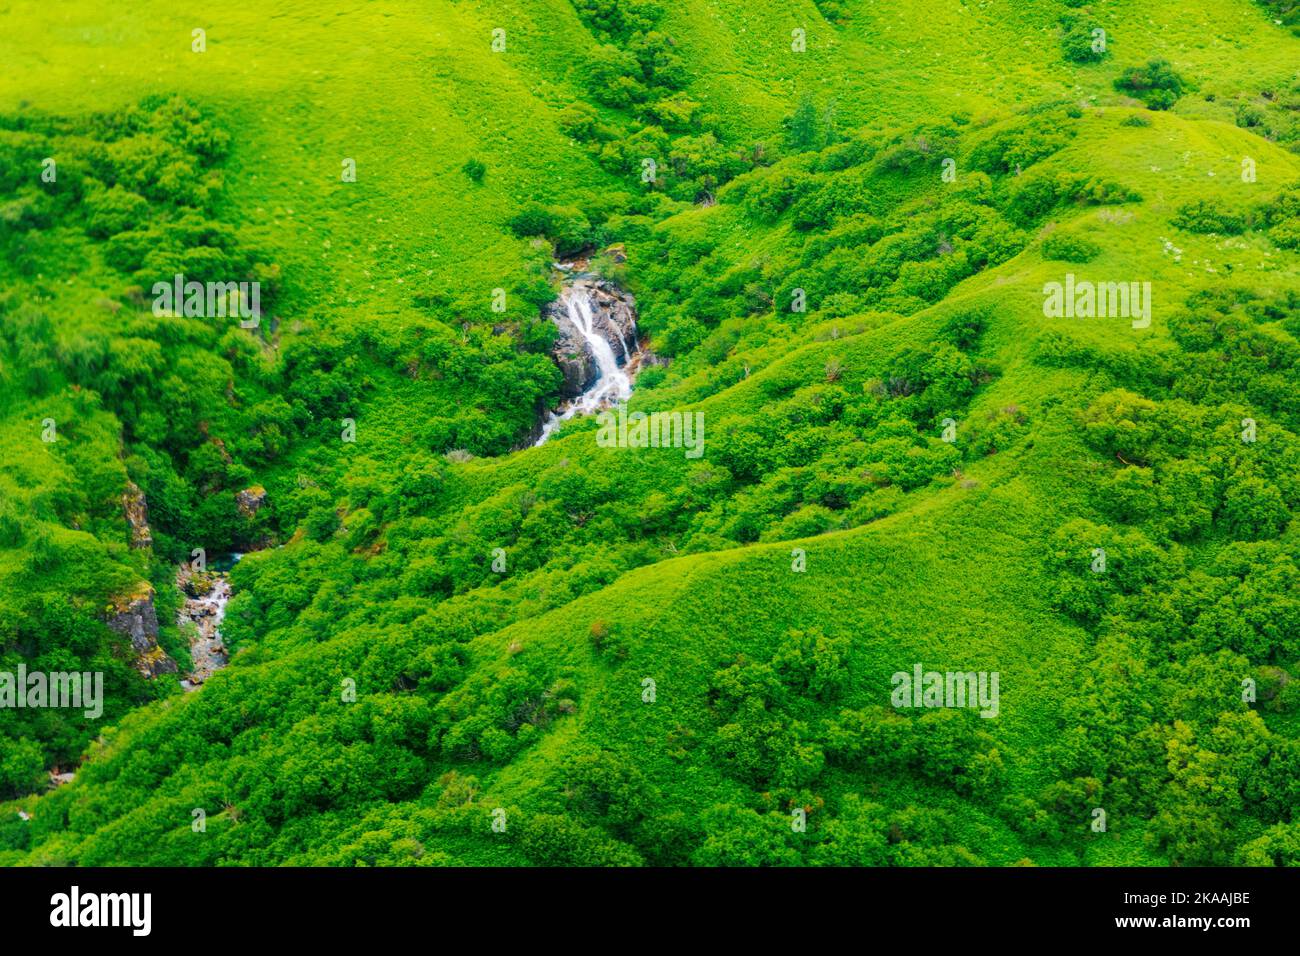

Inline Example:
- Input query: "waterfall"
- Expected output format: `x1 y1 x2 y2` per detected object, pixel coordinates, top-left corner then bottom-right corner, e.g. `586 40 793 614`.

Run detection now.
535 282 634 445
609 317 634 363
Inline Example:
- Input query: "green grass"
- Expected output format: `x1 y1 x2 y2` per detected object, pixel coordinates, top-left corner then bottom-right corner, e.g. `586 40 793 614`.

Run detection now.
2 0 1299 866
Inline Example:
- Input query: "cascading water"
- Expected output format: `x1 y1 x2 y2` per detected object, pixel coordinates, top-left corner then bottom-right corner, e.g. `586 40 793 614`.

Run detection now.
535 279 636 445
176 557 240 691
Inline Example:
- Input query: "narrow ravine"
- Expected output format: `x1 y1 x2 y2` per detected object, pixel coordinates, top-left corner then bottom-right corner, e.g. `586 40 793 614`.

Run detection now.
44 556 240 792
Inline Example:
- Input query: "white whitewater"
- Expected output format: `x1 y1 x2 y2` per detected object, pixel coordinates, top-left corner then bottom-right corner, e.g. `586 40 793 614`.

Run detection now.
535 284 633 445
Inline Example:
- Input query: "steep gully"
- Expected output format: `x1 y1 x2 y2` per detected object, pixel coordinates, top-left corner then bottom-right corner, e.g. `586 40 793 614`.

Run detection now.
161 267 642 695
47 268 638 794
115 265 639 698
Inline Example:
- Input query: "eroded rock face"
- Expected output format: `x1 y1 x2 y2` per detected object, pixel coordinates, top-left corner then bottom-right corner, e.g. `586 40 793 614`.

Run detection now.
234 485 276 550
235 485 268 519
550 315 599 397
122 481 152 550
106 588 158 653
546 276 639 400
105 585 178 678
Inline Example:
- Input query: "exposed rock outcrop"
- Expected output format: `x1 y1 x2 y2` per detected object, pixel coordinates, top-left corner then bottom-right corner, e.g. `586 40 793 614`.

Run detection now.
234 485 275 550
546 275 639 400
122 481 152 550
105 584 178 678
235 485 268 519
551 315 599 397
638 347 669 370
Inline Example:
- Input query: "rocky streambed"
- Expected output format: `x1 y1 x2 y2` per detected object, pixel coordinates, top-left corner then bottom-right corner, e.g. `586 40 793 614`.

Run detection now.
176 561 236 691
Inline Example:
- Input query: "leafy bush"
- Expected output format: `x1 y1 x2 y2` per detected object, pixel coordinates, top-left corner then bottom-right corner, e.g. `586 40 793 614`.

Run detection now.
1042 232 1102 262
1060 15 1108 64
506 202 593 257
1172 198 1246 235
1006 169 1140 224
967 108 1078 174
1114 58 1189 110
1257 188 1300 248
84 185 149 238
784 94 838 153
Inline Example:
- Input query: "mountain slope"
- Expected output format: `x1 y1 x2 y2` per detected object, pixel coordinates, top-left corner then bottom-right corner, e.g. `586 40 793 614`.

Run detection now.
2 0 1300 866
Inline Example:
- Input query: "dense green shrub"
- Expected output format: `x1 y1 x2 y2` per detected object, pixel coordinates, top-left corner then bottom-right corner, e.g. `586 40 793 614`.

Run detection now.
1172 198 1246 235
506 202 593 257
784 94 839 153
1114 58 1189 110
1042 232 1102 262
1060 14 1108 64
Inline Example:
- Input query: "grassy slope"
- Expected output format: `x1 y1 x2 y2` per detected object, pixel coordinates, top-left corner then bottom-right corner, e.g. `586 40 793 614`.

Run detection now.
2 0 1299 864
439 110 1298 865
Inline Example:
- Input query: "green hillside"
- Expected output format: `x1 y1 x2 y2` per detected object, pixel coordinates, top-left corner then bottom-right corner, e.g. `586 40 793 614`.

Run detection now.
2 0 1299 866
